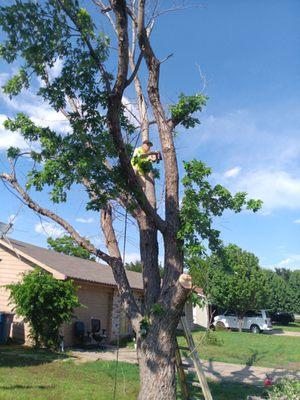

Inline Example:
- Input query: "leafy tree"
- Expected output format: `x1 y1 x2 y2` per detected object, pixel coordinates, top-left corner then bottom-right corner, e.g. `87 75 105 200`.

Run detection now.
289 270 300 313
262 269 293 313
125 260 143 273
262 269 300 314
7 269 81 349
125 260 164 277
275 268 291 282
47 235 96 260
0 2 260 398
192 245 267 332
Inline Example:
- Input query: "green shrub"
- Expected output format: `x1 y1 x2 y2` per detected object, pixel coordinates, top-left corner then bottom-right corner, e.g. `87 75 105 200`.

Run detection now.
200 329 224 347
7 268 81 350
268 378 300 400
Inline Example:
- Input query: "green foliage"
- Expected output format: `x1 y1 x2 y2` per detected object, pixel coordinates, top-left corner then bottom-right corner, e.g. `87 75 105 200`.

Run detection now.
275 267 291 282
7 146 21 159
170 93 207 128
47 235 95 260
2 68 29 97
0 0 134 210
263 268 300 314
125 261 164 277
192 245 268 321
262 269 292 313
289 270 300 313
140 316 150 337
187 291 205 308
179 160 262 258
7 269 81 349
76 8 95 38
150 303 165 316
268 378 300 400
125 261 143 273
201 329 224 347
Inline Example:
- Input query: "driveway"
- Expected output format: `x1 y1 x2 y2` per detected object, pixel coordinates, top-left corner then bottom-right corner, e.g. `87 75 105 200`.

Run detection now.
70 348 300 386
264 329 300 337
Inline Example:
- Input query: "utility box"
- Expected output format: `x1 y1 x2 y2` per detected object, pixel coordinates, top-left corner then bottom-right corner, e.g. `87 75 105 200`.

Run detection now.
0 313 14 344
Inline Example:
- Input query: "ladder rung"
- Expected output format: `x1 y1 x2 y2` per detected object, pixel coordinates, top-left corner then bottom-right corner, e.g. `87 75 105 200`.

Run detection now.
178 346 189 351
181 362 194 370
187 381 202 388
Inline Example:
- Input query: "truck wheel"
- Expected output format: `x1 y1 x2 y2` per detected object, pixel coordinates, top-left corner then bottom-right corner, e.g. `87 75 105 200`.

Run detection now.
250 324 261 334
215 321 226 331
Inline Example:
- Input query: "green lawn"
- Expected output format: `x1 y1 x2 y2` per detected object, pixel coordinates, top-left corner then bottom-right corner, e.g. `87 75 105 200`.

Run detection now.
273 321 300 332
177 329 300 370
0 352 267 400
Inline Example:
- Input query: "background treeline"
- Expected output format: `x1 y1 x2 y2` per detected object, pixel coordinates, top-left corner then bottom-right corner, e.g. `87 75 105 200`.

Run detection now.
189 244 300 315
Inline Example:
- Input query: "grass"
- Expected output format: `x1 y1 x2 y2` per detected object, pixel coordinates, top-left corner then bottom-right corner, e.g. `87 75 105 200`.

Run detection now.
0 352 267 400
273 321 300 332
1 330 298 399
177 328 300 370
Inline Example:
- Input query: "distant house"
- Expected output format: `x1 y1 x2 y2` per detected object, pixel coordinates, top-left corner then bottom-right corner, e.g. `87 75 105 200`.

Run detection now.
0 238 209 346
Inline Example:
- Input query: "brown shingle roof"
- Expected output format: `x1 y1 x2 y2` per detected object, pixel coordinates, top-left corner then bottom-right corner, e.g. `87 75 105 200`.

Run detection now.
6 238 143 290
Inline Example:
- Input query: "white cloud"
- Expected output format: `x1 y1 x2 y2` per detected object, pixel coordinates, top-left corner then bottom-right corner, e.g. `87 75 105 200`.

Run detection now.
7 214 16 223
293 219 300 224
0 114 29 150
227 169 300 212
35 221 64 238
179 107 300 172
123 252 140 264
277 254 300 270
224 166 241 178
48 58 63 81
0 73 9 86
2 93 70 134
76 217 94 224
122 96 140 127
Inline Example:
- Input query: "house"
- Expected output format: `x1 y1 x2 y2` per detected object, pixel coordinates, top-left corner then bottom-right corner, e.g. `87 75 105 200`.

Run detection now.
0 237 209 346
0 237 143 346
192 287 210 329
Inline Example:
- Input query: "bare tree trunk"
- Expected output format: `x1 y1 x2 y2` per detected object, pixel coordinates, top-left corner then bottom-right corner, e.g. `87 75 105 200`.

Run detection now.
139 215 160 311
238 317 243 332
137 316 180 400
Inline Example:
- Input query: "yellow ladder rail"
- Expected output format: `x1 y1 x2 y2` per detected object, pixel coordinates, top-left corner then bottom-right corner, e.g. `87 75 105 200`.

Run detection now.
176 314 213 400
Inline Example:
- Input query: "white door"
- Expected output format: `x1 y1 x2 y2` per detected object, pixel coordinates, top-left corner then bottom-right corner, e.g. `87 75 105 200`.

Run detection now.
225 311 238 329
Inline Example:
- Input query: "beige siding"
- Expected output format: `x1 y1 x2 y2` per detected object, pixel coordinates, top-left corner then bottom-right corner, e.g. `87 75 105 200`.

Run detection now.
193 303 209 328
62 281 113 346
177 302 194 331
0 244 33 342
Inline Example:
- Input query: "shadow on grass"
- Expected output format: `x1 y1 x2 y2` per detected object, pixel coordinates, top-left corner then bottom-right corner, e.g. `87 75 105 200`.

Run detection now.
0 348 69 368
245 349 267 367
0 384 55 390
177 379 268 400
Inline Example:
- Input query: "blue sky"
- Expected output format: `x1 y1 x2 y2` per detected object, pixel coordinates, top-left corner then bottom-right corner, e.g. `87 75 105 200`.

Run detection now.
0 0 300 270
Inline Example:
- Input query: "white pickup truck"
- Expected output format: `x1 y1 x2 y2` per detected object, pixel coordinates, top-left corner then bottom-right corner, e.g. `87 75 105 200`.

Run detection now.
212 310 273 333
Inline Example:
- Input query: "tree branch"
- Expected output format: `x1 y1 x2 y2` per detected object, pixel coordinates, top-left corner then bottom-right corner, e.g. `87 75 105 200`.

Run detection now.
56 0 112 93
125 50 144 87
101 203 141 328
0 173 111 262
103 1 166 233
0 172 141 322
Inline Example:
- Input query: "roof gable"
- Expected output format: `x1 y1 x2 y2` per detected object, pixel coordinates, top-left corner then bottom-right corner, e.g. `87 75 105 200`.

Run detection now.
0 238 143 290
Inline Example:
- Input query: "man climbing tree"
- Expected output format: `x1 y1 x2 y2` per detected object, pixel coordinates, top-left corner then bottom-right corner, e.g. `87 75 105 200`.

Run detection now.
131 139 161 192
0 1 261 399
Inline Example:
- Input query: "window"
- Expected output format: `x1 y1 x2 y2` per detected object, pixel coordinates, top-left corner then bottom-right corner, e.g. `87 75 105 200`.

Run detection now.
224 310 237 316
245 310 262 318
